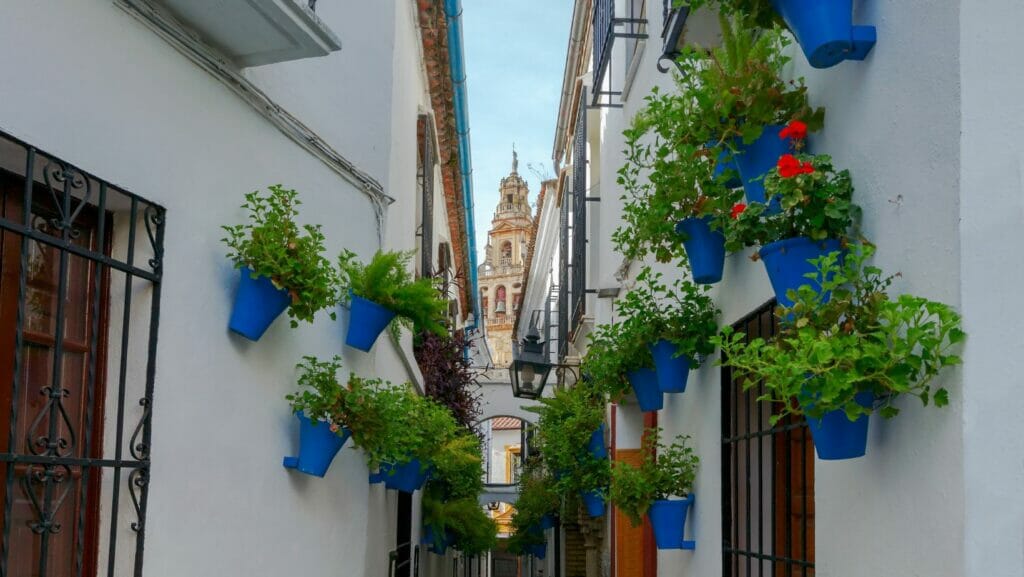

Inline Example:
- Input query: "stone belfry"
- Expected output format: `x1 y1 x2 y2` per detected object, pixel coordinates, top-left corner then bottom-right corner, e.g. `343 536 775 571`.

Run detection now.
478 149 534 368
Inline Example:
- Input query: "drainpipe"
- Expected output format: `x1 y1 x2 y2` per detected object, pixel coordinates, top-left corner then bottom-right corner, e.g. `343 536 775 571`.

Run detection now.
444 0 481 330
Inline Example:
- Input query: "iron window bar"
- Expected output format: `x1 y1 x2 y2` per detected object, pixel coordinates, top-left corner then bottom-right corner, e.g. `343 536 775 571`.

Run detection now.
592 0 649 108
721 299 814 577
658 0 691 72
419 115 436 277
0 128 165 577
570 90 587 336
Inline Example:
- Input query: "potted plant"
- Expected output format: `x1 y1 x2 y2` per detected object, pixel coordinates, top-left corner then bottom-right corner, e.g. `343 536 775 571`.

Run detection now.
584 323 663 412
724 145 862 309
283 356 351 477
673 18 824 209
615 86 741 281
714 244 965 459
222 185 340 340
610 429 699 550
338 249 448 351
679 0 876 69
380 390 459 492
616 268 720 394
526 383 611 517
422 494 497 555
421 433 494 555
508 458 560 558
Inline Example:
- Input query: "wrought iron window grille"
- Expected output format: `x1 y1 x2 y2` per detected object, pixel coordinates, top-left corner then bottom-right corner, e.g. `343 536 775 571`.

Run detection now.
419 115 436 278
0 129 165 577
721 301 815 577
569 90 588 336
658 0 691 73
592 0 649 108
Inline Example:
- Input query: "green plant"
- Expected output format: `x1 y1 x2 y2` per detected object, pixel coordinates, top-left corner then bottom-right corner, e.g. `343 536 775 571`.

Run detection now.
338 249 448 337
525 384 610 502
613 17 821 262
616 267 720 367
609 429 700 526
513 457 560 527
675 0 781 30
581 322 651 402
285 355 346 426
414 330 482 428
724 152 861 252
422 493 498 555
428 433 485 501
714 244 965 424
222 185 340 326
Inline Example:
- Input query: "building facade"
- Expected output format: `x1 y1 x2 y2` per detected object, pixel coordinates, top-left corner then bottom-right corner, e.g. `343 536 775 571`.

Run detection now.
0 2 478 577
518 1 1024 577
478 154 534 368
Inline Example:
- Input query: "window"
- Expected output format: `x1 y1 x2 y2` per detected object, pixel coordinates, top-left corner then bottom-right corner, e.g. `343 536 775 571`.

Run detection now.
722 301 814 577
0 130 165 576
504 446 521 484
500 241 512 267
495 286 507 314
592 0 648 107
570 91 587 335
418 115 435 277
625 0 648 68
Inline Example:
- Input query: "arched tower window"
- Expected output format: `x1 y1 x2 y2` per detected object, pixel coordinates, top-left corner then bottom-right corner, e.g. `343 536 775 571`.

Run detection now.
500 241 512 267
495 285 507 314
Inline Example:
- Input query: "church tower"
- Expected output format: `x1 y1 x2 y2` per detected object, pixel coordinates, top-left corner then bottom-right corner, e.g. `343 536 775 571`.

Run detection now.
478 150 534 368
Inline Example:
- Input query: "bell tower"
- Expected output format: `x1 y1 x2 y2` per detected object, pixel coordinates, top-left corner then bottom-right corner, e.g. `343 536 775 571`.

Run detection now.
477 149 535 368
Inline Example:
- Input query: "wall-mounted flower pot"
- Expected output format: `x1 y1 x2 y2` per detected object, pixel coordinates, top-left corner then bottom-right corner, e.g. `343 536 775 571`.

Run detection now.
648 494 696 550
422 526 453 555
588 424 608 459
282 411 350 477
675 217 726 285
626 368 664 412
649 340 692 394
581 490 606 517
228 266 291 341
759 237 843 309
538 514 556 531
528 542 547 559
368 470 385 484
803 392 873 460
734 125 789 212
709 143 742 188
770 0 876 69
345 293 397 352
380 458 430 493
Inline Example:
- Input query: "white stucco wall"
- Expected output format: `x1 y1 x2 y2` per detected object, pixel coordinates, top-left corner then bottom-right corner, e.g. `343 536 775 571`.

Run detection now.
533 0 1011 575
0 1 450 575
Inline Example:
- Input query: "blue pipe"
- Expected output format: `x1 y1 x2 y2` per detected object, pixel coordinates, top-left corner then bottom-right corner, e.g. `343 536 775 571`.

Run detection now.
444 0 480 329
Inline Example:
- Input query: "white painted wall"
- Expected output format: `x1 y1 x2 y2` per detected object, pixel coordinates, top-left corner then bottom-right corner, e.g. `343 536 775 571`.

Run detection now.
530 0 1024 575
0 1 456 575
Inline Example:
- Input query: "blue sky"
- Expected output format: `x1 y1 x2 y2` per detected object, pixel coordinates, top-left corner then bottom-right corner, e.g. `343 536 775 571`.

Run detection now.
462 0 574 263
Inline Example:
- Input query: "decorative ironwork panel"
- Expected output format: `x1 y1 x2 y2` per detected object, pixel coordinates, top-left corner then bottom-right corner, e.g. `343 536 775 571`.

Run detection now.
570 92 587 336
419 115 435 278
721 301 815 577
0 129 164 577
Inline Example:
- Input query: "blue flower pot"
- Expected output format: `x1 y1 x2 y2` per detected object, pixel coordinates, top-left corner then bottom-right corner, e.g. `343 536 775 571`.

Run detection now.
381 458 430 493
804 392 873 460
228 266 290 341
709 143 742 188
422 526 453 555
588 424 608 459
759 237 844 309
581 490 606 517
648 495 696 550
770 0 876 69
528 543 547 559
734 125 791 212
675 217 726 285
649 340 692 394
538 514 556 531
626 368 664 412
345 294 397 352
282 411 350 478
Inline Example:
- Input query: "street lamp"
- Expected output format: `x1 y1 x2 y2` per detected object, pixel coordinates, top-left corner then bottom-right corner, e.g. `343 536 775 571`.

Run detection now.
509 311 553 400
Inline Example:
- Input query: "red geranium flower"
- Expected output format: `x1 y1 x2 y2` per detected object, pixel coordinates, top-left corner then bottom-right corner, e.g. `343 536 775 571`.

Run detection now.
777 154 802 178
730 203 747 220
779 120 808 141
800 161 815 174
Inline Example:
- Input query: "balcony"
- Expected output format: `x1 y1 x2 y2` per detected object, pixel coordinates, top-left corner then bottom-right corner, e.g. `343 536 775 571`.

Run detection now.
148 0 342 67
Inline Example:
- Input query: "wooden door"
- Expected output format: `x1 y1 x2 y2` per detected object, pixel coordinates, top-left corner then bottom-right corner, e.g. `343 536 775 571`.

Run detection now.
0 171 109 577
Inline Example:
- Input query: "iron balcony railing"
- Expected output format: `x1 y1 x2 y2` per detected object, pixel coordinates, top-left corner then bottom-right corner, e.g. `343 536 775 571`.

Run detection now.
570 90 587 335
592 0 649 107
